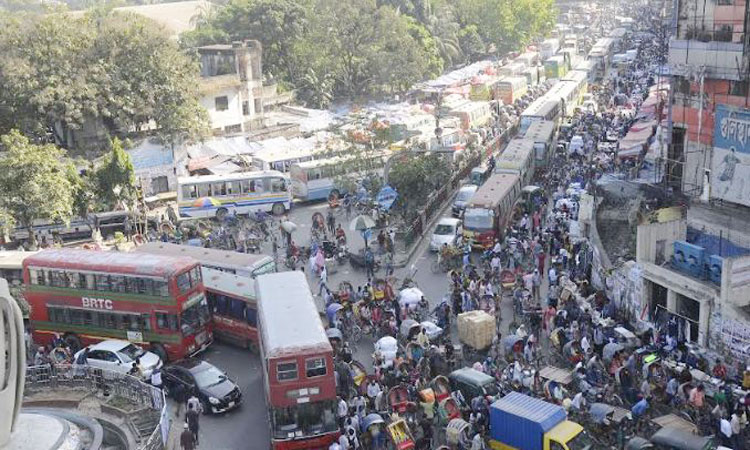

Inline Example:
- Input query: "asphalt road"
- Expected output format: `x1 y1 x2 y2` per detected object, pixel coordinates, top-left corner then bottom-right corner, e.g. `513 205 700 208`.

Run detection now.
183 197 522 450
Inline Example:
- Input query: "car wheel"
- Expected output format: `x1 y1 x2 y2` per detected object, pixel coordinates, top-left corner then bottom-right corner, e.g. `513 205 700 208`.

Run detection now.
271 202 285 216
201 399 212 415
216 207 228 220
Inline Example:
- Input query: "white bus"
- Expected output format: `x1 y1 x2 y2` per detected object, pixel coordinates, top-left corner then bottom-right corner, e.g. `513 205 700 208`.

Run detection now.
251 146 318 174
494 138 536 186
588 38 615 80
289 153 386 202
177 171 292 219
519 96 562 134
523 120 556 167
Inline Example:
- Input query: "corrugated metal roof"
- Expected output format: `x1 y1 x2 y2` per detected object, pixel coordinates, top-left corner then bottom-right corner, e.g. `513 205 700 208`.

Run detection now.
491 392 566 429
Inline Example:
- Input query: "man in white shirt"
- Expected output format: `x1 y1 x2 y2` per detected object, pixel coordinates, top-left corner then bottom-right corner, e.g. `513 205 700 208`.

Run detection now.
491 255 501 274
366 380 381 408
319 265 328 295
150 367 162 389
548 267 558 286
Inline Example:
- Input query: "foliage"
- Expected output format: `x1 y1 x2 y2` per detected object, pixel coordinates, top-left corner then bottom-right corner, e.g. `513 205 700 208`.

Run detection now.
388 153 451 220
0 130 76 241
333 146 387 199
94 138 138 211
0 10 208 149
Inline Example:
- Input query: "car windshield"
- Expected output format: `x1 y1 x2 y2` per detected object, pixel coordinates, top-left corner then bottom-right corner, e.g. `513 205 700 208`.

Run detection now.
117 344 145 363
181 295 211 336
272 400 337 439
434 224 454 235
192 365 227 388
565 430 594 450
463 208 493 231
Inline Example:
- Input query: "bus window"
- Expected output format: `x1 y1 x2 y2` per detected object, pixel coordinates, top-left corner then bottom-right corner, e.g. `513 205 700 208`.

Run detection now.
95 274 110 291
211 183 226 196
241 180 254 194
182 185 198 199
111 275 126 293
271 178 287 192
156 312 178 331
197 183 211 197
245 307 257 326
227 181 240 195
177 272 191 293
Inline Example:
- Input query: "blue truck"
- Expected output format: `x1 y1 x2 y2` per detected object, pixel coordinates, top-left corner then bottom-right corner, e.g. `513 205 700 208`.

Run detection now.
489 392 592 450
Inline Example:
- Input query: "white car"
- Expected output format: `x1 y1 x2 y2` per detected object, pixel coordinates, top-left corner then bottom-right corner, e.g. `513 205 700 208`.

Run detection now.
430 217 462 251
74 340 163 381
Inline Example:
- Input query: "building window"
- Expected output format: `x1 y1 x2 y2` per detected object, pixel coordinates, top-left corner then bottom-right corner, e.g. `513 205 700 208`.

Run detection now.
729 80 749 97
717 0 733 5
225 124 242 134
277 361 298 381
254 99 262 114
242 101 249 116
215 96 229 111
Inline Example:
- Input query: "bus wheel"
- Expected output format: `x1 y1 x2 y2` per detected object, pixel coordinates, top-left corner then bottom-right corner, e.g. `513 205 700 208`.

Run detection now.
247 340 259 353
151 343 168 363
216 207 228 220
271 203 285 216
63 333 82 353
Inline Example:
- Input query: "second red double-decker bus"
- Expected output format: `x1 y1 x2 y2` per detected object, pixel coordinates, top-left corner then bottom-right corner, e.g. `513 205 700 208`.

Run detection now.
23 248 212 362
134 242 276 350
256 271 338 450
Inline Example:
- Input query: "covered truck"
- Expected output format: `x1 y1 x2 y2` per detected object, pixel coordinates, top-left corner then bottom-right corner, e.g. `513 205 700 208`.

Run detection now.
489 392 591 450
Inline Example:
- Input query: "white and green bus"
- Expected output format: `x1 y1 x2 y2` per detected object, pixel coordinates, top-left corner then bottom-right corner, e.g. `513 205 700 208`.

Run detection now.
177 171 291 219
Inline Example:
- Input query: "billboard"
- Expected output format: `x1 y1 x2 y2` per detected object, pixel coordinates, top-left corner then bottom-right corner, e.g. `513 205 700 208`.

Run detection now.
711 105 750 206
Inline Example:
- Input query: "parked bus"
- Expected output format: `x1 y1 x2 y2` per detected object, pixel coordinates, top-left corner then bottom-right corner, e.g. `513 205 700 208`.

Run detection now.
588 38 615 80
561 70 589 105
448 101 492 129
544 80 584 117
463 173 521 249
572 60 597 85
23 249 211 362
519 96 562 134
289 152 387 202
522 67 541 87
540 38 560 59
523 120 556 167
544 55 570 79
251 146 318 174
494 139 536 187
494 77 528 106
177 170 291 219
134 242 275 349
256 271 338 450
514 51 539 69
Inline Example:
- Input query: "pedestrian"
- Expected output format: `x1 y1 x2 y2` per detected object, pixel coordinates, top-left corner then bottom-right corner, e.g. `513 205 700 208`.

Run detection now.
327 210 336 236
186 403 200 445
180 422 196 450
365 249 375 280
366 379 381 408
319 265 328 296
150 367 162 390
187 391 203 415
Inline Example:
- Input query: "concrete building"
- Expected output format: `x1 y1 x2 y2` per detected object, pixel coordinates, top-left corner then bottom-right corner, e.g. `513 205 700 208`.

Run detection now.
667 0 750 199
635 212 750 359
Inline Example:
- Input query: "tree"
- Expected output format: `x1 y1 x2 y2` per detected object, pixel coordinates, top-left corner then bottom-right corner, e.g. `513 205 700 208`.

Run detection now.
0 11 208 149
94 138 138 211
388 153 450 220
0 130 76 245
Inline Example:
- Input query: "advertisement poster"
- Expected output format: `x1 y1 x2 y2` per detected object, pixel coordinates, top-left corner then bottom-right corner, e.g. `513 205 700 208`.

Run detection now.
711 104 750 206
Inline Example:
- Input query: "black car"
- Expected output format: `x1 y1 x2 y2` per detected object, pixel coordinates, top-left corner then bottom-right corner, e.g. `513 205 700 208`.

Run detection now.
162 359 242 414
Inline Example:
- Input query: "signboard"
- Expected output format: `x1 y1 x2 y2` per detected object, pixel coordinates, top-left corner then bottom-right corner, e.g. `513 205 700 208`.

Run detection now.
711 105 750 206
126 330 144 343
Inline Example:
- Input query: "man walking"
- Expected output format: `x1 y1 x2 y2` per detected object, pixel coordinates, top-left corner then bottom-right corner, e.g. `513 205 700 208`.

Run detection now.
180 422 196 450
186 403 200 445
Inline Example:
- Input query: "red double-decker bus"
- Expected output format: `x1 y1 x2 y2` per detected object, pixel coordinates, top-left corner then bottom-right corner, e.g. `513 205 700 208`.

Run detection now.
133 242 275 351
256 271 338 450
23 249 212 362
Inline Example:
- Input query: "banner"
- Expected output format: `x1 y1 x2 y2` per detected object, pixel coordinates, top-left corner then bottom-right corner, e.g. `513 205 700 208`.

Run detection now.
376 185 398 211
711 105 750 206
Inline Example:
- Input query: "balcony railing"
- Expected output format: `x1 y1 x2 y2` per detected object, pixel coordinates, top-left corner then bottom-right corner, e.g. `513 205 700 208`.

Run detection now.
25 364 167 450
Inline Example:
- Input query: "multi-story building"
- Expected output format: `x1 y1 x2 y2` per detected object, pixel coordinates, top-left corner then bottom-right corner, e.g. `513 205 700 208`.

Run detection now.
667 0 750 201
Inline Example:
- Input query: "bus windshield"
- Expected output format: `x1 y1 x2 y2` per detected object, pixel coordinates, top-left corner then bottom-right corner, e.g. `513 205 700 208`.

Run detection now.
181 297 211 336
271 400 338 439
464 208 493 231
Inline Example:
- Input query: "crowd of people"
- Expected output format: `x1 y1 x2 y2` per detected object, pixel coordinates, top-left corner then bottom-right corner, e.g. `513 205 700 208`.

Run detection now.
322 6 750 450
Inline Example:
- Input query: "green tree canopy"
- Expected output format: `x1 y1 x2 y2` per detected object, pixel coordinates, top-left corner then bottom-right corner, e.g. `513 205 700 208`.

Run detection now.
0 10 208 149
94 138 138 211
0 130 76 242
389 153 451 220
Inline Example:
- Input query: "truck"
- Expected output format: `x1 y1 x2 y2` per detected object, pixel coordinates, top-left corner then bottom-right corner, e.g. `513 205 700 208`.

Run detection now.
489 392 591 450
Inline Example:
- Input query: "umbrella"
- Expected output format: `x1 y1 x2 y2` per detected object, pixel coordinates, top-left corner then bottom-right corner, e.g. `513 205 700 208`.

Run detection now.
399 287 424 310
362 413 384 431
349 214 376 231
280 220 297 233
603 342 624 363
193 197 221 207
326 328 343 341
326 303 343 323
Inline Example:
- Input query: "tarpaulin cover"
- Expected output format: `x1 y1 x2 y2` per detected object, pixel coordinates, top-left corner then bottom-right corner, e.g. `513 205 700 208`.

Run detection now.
489 392 566 450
